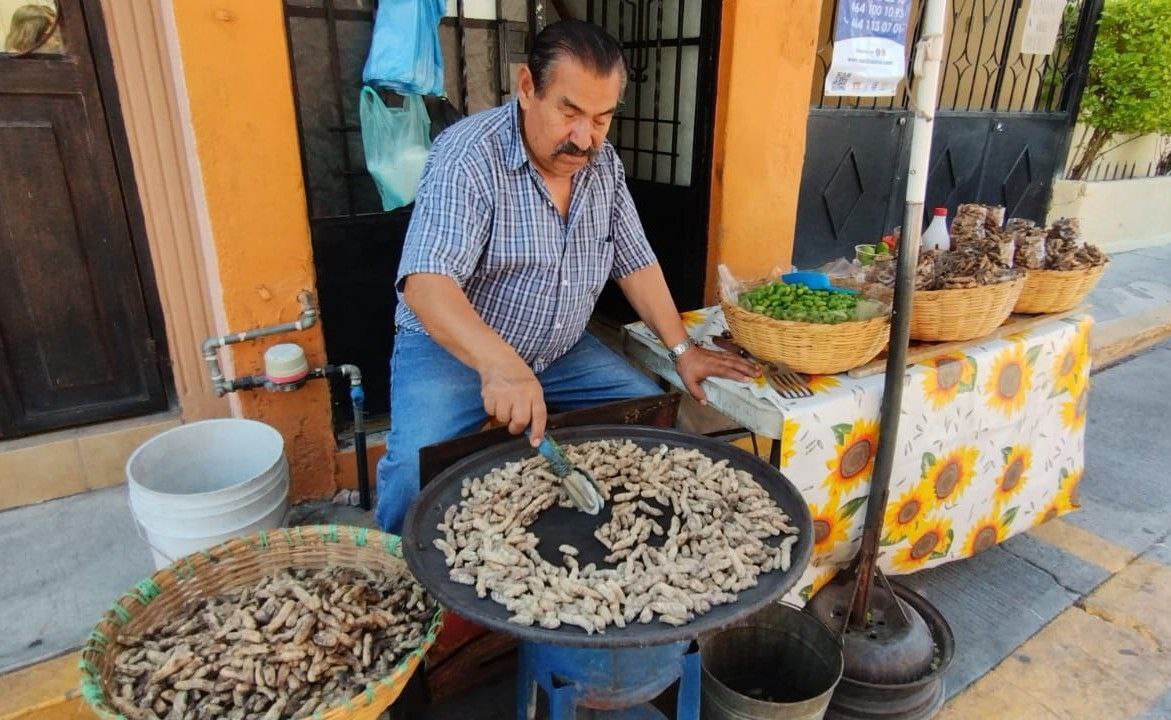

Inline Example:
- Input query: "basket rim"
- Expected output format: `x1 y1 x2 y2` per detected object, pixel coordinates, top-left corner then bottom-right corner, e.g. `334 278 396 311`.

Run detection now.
77 524 443 720
1023 263 1109 276
910 275 1026 295
720 299 890 374
719 299 892 328
1014 262 1106 314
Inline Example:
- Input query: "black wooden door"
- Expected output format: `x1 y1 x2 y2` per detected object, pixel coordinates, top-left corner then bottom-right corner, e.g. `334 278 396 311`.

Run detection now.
972 114 1070 220
0 0 167 438
922 113 1071 225
795 110 912 269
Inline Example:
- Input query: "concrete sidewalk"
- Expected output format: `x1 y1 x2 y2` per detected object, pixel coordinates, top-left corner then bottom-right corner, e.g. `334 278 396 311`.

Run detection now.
2 244 1170 719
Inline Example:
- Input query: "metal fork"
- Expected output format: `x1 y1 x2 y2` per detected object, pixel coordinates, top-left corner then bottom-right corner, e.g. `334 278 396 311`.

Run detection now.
711 333 814 399
764 360 814 399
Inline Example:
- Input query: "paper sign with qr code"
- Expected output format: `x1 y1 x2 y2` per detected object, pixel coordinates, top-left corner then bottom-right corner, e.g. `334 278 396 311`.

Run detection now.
825 0 913 97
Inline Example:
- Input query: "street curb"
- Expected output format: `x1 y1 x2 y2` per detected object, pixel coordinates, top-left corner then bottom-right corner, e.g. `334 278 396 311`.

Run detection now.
1091 303 1171 370
0 695 83 720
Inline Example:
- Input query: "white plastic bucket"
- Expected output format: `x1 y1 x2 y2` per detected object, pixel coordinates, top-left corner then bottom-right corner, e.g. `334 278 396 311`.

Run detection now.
126 419 290 569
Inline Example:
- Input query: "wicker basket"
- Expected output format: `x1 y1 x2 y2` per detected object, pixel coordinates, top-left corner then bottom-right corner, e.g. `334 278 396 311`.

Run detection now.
910 277 1026 342
720 298 890 375
79 526 443 720
1013 263 1107 314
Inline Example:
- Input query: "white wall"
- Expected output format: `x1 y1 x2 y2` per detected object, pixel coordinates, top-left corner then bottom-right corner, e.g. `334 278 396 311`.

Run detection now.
1049 177 1171 253
444 0 527 21
1065 126 1169 179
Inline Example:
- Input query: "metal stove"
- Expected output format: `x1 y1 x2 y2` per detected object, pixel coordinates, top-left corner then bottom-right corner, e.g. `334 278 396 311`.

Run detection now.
517 640 699 719
403 425 814 719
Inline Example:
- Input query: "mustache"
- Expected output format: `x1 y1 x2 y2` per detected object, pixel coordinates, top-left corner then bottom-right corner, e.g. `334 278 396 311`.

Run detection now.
553 141 598 160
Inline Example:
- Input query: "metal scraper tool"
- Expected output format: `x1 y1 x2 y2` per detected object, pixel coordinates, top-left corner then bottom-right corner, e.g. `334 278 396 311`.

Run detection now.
530 432 604 515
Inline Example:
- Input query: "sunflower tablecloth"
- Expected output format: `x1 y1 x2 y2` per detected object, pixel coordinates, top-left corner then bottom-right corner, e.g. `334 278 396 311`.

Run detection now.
621 308 1092 603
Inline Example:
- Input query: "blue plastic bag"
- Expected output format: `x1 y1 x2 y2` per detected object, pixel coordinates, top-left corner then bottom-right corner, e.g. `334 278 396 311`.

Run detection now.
360 88 432 212
362 0 445 96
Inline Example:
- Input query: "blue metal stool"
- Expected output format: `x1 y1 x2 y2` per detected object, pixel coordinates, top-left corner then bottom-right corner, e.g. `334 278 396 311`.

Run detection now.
516 639 700 720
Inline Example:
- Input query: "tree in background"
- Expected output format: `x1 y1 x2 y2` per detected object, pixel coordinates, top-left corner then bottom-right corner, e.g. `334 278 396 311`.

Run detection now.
1068 0 1171 180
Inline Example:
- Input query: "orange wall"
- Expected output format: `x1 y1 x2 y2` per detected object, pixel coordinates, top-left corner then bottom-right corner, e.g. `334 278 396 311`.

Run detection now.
168 1 336 500
706 0 821 300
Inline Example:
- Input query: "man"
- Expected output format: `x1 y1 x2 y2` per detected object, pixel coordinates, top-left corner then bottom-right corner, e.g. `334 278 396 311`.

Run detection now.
375 20 757 533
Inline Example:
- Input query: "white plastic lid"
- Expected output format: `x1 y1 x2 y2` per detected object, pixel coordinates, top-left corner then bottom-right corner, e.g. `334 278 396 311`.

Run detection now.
264 343 309 382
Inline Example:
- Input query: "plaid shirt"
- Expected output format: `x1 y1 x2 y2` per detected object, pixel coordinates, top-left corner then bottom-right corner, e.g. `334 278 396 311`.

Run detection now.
395 100 657 372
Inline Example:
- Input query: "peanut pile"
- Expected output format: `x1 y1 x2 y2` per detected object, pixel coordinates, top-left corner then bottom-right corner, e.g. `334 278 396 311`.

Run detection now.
435 440 800 634
1041 217 1107 270
107 566 434 720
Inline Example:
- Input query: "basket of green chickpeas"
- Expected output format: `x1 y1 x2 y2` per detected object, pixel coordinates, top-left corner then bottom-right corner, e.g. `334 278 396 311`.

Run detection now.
719 279 891 375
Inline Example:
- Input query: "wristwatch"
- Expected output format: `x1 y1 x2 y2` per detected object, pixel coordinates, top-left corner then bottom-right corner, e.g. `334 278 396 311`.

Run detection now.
667 337 701 364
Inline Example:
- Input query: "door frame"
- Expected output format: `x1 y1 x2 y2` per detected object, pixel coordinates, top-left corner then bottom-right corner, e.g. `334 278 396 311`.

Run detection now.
78 1 172 403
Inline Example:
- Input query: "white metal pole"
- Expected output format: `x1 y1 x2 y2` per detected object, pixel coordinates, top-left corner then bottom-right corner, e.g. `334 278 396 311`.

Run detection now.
905 0 949 205
851 0 950 622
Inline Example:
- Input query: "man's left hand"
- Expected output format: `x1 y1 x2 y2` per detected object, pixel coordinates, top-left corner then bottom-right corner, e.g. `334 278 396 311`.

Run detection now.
675 347 760 405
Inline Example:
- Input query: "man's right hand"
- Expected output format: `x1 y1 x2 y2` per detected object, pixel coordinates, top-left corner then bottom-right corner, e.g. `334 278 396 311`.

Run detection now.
402 274 548 446
479 355 547 447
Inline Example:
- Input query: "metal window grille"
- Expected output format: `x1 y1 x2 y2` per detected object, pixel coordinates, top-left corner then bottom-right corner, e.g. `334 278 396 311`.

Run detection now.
586 0 703 187
810 0 1091 114
283 0 541 221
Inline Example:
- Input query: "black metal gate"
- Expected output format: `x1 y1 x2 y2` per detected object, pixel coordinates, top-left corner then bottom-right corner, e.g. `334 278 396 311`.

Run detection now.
283 0 719 428
793 0 1102 269
584 0 721 318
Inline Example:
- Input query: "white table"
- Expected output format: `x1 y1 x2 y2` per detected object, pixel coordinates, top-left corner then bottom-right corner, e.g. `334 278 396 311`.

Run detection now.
624 307 1092 601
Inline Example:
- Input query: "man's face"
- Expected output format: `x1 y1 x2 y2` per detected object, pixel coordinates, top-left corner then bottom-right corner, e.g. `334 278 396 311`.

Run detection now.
517 57 624 179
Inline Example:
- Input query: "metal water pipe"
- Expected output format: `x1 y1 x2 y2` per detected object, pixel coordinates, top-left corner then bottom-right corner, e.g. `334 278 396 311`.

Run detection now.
199 292 371 511
334 363 370 511
202 291 318 397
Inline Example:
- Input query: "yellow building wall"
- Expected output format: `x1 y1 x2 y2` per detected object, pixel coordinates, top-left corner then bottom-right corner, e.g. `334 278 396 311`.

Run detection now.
706 0 822 298
168 1 336 501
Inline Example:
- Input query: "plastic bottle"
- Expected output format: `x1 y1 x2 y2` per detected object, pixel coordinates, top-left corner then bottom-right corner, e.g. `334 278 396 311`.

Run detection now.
921 207 951 252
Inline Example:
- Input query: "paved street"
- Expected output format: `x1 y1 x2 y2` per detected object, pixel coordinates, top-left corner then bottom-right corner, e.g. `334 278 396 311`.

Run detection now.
934 339 1171 718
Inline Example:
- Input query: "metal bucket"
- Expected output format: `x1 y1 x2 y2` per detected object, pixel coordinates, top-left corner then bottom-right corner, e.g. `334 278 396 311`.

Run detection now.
701 603 844 720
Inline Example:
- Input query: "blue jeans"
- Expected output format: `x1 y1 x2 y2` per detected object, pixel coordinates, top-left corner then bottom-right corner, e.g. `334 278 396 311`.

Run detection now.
374 329 662 532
